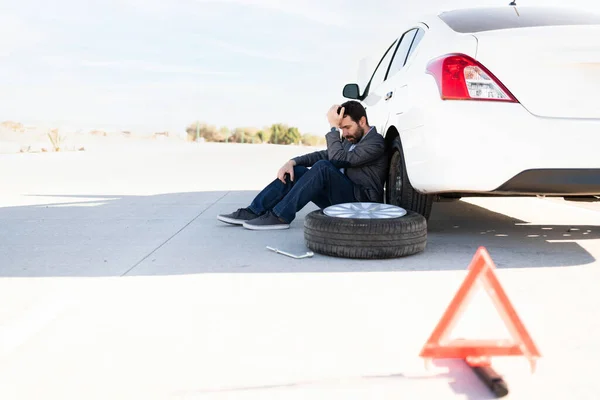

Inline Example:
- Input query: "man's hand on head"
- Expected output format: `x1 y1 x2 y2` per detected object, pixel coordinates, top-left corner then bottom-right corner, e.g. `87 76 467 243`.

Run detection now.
327 104 344 129
277 159 296 183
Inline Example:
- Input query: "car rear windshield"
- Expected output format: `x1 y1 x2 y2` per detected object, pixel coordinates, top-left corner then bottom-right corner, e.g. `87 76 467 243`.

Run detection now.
439 6 600 33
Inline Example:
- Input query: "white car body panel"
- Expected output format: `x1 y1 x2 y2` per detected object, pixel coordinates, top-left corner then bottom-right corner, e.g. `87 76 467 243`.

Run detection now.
350 6 600 198
473 26 600 119
404 99 600 193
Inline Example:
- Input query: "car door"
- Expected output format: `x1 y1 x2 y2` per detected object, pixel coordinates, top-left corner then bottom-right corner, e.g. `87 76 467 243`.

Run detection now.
360 39 398 135
384 27 426 125
367 28 422 135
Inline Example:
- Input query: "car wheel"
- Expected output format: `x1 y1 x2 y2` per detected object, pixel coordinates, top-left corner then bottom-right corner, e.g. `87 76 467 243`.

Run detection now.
304 202 427 259
386 140 434 220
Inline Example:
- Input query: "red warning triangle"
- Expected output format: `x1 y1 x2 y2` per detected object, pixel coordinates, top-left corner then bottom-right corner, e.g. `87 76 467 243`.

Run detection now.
419 246 541 372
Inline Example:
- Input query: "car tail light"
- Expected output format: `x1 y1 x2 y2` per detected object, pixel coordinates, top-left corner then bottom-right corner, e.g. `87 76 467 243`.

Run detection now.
426 54 518 102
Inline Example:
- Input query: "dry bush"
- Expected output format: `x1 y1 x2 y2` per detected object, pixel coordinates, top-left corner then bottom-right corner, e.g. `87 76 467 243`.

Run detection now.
301 134 326 147
185 122 228 142
47 128 65 151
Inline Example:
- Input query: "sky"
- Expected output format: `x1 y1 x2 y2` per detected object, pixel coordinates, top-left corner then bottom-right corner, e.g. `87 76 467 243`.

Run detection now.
1 0 599 136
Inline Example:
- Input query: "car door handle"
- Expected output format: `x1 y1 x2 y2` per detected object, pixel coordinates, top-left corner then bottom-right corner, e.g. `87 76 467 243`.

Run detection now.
385 91 393 101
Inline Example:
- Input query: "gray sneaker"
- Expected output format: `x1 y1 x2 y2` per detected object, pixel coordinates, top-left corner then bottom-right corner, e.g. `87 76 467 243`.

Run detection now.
217 208 259 225
243 211 290 230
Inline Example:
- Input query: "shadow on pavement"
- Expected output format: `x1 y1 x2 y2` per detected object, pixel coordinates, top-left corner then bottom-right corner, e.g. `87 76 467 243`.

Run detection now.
178 358 495 400
0 191 598 277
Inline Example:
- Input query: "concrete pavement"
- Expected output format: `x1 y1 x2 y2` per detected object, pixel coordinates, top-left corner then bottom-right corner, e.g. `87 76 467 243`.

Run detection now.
1 142 599 399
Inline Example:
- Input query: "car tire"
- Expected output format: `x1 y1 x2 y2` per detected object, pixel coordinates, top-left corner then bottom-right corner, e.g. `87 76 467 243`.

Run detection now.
386 140 434 220
304 203 427 259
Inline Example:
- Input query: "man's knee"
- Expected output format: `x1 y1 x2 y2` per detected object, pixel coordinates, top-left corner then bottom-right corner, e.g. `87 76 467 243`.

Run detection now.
312 160 335 171
293 165 308 174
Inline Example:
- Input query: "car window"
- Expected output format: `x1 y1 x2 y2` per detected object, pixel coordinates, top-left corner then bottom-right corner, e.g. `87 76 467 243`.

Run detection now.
439 6 600 33
386 29 418 79
406 28 425 62
368 39 397 91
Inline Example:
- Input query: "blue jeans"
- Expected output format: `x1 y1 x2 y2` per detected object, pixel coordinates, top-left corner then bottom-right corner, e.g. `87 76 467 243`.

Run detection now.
248 160 357 223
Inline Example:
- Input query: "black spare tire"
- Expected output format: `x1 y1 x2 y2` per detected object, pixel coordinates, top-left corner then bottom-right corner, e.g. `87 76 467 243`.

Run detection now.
304 202 427 259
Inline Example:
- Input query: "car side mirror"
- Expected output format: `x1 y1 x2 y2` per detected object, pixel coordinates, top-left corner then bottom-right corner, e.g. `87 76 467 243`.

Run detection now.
342 83 360 100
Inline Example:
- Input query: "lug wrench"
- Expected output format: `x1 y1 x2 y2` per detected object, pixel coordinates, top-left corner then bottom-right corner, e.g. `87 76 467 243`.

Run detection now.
266 246 314 259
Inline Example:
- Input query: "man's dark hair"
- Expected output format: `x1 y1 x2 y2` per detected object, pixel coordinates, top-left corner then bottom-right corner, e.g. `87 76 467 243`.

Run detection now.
338 100 369 125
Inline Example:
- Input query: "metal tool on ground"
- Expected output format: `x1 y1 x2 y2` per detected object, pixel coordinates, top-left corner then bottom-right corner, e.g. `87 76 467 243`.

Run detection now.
469 358 509 397
419 246 541 398
266 246 314 259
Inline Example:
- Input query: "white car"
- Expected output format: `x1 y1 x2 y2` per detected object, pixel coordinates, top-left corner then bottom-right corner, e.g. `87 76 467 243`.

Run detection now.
342 5 600 220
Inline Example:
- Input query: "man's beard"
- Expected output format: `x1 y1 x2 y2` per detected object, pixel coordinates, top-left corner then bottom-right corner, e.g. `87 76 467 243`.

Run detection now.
348 126 365 143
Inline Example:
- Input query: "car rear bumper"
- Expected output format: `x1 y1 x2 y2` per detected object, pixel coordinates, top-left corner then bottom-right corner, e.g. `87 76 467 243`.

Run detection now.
494 169 600 195
398 97 600 195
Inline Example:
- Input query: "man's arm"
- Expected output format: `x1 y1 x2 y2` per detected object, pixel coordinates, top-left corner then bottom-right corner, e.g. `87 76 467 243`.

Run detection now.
291 149 328 167
325 128 385 168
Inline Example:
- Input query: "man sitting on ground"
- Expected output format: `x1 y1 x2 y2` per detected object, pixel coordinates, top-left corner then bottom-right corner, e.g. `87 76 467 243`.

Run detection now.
217 100 388 230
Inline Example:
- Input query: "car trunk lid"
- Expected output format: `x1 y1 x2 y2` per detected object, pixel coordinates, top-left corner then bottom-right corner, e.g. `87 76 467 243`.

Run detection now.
473 25 600 119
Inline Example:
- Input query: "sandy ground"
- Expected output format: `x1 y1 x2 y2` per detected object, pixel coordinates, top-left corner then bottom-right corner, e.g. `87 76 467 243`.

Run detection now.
1 142 599 399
